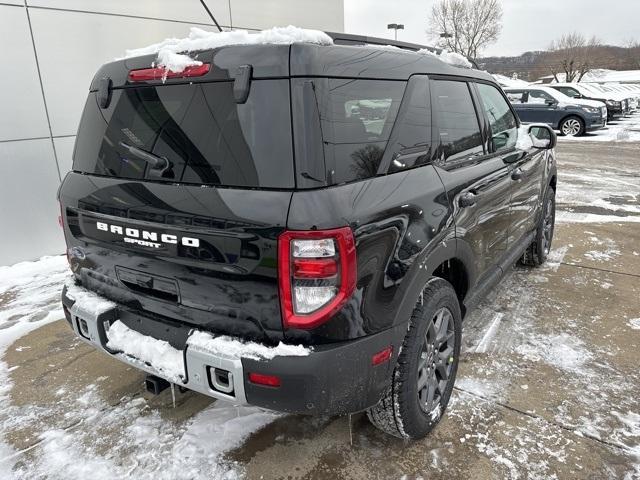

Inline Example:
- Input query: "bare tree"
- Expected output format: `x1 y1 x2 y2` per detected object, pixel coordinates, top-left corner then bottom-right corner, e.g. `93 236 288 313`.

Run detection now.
624 38 640 69
544 33 602 82
428 0 503 61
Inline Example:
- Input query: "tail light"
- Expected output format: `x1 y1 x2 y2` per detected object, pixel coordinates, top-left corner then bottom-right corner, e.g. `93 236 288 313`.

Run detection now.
278 227 356 330
128 63 211 82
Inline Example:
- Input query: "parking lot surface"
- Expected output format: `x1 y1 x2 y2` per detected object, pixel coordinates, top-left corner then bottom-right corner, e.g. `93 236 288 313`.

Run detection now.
0 139 639 479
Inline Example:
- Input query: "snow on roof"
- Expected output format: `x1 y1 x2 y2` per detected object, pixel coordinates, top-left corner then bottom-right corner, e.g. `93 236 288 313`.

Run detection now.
492 73 529 88
124 25 470 74
417 48 473 68
124 25 333 73
600 70 640 83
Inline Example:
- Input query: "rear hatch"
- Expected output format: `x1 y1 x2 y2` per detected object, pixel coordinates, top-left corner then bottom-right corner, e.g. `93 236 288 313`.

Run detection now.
59 46 294 342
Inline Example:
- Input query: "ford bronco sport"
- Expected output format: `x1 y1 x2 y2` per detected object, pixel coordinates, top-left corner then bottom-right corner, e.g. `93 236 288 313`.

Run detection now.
58 31 557 439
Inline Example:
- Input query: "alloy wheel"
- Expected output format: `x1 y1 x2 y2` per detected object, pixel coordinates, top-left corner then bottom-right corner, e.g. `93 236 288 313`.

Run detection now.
562 119 581 136
417 307 455 416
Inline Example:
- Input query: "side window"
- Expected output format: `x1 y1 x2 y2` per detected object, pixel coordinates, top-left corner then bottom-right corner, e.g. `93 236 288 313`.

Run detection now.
431 80 483 163
558 87 579 98
506 91 526 104
385 76 432 174
526 90 555 104
476 83 517 152
315 78 405 184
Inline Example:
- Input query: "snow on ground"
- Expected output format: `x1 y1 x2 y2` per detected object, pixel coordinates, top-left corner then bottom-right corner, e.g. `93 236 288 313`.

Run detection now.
554 145 640 224
5 383 278 480
0 257 281 479
454 250 640 479
558 112 640 143
0 255 68 352
0 256 70 475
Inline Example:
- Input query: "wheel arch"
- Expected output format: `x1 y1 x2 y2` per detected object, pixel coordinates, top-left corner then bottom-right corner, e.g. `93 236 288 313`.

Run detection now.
430 257 471 317
558 113 585 132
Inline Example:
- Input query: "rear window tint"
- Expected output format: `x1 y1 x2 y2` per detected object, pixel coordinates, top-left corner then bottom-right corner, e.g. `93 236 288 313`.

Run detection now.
292 78 405 185
73 80 294 188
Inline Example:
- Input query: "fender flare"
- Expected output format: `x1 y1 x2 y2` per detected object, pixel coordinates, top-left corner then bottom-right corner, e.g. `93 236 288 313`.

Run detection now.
389 236 477 329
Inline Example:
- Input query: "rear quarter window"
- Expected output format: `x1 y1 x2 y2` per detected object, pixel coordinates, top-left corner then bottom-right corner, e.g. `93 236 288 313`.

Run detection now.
292 78 406 186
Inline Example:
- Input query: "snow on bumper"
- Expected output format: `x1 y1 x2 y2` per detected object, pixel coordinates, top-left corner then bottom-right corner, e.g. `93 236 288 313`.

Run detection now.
62 281 310 405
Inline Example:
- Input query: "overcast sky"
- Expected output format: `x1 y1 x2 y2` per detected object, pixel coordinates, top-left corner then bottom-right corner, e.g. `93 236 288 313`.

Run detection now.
345 0 640 57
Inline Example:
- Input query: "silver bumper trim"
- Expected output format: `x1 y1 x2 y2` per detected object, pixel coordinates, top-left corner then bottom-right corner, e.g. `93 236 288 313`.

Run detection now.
68 301 247 405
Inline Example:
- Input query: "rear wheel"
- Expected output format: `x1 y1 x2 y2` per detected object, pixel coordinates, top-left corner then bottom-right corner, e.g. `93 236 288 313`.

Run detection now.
522 187 556 266
367 278 462 439
559 116 585 136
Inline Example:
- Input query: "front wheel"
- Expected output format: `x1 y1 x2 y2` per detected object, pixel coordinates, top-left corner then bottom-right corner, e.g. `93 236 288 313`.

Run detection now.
522 187 556 266
559 116 585 136
367 278 462 439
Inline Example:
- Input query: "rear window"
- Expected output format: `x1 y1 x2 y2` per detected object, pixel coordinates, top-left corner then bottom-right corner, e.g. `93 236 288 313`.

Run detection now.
292 78 406 185
73 80 294 188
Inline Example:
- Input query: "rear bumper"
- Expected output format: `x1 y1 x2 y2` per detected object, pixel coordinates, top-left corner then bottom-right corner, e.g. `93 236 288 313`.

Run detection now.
62 284 405 415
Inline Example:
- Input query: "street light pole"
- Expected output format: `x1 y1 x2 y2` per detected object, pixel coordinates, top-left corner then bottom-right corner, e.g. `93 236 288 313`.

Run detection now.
387 23 404 41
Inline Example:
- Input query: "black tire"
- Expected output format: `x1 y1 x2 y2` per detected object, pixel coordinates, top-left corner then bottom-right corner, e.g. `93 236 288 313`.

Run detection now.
367 277 462 439
521 187 556 266
559 116 585 137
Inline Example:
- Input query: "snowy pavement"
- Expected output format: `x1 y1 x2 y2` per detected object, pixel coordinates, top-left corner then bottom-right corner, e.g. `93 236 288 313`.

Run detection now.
1 142 639 479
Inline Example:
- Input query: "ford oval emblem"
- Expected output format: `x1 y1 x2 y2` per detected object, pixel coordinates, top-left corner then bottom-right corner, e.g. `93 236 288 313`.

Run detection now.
70 247 86 260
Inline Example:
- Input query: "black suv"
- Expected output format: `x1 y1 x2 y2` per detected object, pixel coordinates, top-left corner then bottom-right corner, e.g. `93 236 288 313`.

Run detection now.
58 33 557 439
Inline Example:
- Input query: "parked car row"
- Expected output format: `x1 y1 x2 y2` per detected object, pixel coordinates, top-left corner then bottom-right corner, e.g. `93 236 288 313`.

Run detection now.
503 82 640 137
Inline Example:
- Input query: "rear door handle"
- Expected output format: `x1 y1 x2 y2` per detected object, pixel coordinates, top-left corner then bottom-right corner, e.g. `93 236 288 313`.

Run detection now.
459 192 477 208
511 168 524 181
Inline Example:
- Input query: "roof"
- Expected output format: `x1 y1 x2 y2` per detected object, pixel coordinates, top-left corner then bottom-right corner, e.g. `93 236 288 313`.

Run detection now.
116 26 489 83
96 41 494 91
289 43 493 81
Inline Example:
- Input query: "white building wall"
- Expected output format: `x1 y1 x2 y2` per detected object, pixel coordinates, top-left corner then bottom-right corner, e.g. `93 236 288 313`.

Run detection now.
0 0 344 266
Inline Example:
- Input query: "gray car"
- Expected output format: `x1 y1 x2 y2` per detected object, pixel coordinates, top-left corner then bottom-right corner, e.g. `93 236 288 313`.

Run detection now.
504 86 607 136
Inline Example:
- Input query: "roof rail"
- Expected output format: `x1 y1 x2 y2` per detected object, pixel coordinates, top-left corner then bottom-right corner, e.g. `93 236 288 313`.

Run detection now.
324 31 439 53
325 32 479 70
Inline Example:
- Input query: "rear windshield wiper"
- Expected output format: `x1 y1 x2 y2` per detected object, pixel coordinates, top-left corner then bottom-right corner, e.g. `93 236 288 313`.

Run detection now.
119 142 171 172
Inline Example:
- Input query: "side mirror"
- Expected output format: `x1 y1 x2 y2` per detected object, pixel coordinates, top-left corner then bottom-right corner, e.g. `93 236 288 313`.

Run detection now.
528 124 557 150
545 99 557 106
